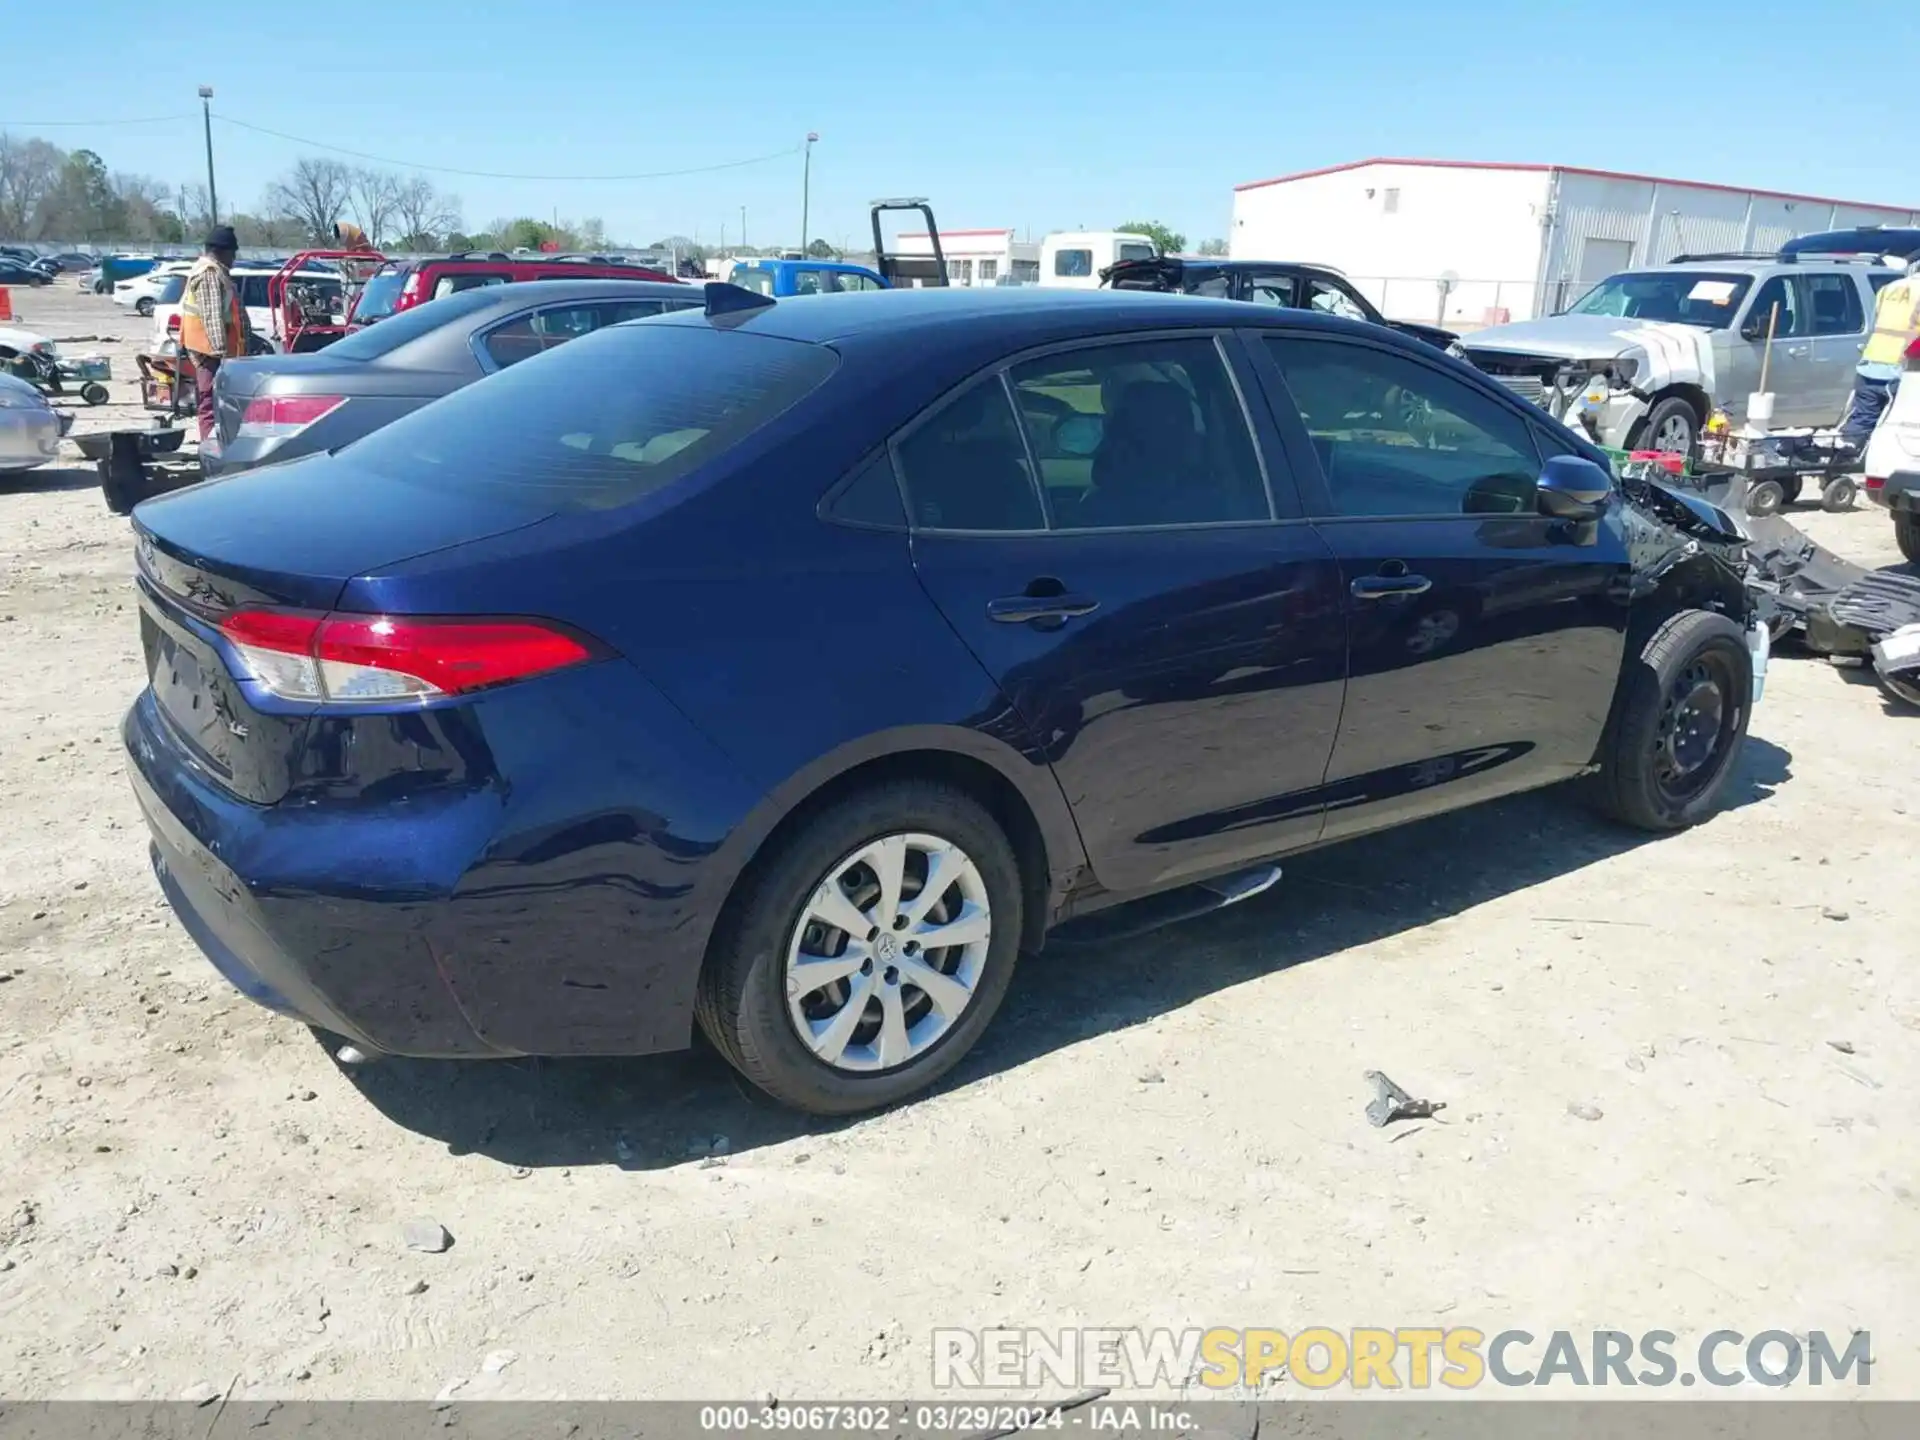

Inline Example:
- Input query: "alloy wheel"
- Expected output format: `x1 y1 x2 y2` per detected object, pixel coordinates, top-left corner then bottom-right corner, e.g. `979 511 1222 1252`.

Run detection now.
783 832 992 1073
1653 414 1692 453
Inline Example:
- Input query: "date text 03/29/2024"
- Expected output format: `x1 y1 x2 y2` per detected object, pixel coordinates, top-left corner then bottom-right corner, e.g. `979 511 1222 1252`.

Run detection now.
698 1405 1190 1434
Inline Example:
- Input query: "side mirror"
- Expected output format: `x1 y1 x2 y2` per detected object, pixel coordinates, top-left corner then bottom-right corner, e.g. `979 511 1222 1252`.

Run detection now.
1740 316 1768 342
1537 454 1612 520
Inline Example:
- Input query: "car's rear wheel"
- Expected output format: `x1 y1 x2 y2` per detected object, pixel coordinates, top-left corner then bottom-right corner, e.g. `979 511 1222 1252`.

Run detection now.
1590 609 1751 831
696 781 1023 1115
135 297 154 317
1895 510 1920 564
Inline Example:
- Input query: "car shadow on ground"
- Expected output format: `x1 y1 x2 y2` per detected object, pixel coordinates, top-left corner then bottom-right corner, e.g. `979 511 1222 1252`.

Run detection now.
343 737 1792 1169
0 465 99 495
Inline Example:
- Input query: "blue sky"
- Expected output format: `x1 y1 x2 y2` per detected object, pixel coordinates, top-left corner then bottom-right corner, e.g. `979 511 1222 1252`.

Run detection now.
5 0 1914 248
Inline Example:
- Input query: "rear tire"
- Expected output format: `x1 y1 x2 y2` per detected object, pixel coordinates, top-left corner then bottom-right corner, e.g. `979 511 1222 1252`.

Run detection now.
135 297 154 317
695 781 1024 1115
1895 510 1920 565
1821 476 1857 512
1590 610 1752 832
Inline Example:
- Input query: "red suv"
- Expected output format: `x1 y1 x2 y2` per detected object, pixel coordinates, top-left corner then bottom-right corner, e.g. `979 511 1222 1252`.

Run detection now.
347 252 681 325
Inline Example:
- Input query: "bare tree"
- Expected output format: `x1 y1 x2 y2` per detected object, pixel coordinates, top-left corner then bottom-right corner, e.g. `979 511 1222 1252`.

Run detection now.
264 157 353 243
391 175 462 250
347 167 402 245
0 133 63 237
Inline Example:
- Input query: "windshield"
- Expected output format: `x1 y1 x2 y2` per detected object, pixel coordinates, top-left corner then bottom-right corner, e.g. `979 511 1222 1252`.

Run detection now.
1566 271 1753 328
344 321 839 511
350 267 411 323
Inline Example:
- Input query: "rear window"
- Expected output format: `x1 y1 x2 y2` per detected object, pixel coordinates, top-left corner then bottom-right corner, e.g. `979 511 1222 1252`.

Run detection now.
344 322 839 511
1117 242 1155 263
158 274 186 304
350 266 410 322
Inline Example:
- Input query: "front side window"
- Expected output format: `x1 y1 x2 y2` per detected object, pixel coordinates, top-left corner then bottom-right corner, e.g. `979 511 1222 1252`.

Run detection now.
1053 249 1093 278
730 267 775 295
1008 338 1269 530
792 269 826 295
1303 278 1368 322
830 271 884 292
1247 274 1298 308
1742 276 1803 338
1266 337 1543 519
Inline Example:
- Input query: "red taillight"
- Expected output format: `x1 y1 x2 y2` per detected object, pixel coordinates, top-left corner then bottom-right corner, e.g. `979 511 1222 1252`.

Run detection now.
238 394 346 437
1866 475 1886 493
166 314 180 332
219 610 596 704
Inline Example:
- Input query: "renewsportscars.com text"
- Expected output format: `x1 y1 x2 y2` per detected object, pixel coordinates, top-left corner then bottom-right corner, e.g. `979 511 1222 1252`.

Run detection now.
932 1327 1874 1390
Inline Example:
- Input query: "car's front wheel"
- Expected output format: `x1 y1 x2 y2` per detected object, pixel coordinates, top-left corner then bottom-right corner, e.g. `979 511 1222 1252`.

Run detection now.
696 781 1023 1115
1590 609 1752 831
1639 396 1699 457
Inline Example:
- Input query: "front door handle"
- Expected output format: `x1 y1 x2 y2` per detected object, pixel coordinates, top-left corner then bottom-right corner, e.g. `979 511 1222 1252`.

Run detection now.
1784 344 1810 357
1350 573 1433 600
987 592 1101 625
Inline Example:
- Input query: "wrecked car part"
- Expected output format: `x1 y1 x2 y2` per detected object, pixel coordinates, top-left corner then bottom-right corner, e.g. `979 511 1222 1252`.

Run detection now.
1365 1071 1446 1128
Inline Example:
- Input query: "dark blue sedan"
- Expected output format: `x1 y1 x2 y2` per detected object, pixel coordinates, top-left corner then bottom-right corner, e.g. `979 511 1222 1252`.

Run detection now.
124 285 1763 1114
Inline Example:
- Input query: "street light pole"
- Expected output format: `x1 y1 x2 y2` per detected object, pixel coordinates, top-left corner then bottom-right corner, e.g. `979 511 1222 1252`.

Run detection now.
740 206 747 252
801 132 818 255
197 86 218 226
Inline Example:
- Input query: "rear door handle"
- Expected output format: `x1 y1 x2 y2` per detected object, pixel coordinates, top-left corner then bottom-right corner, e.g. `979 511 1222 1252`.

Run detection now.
987 593 1101 624
1785 344 1810 357
1350 574 1432 600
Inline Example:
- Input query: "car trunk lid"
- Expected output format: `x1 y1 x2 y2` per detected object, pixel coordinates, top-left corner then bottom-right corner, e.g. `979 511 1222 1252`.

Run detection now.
132 453 557 803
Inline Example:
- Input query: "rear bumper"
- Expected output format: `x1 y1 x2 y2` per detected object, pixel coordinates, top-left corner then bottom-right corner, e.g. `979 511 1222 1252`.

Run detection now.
0 406 62 471
125 693 513 1058
1869 471 1919 513
199 434 290 478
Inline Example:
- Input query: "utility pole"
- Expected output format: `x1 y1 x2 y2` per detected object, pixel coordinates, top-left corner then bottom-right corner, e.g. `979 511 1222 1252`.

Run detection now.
740 205 747 253
801 132 818 255
197 86 218 226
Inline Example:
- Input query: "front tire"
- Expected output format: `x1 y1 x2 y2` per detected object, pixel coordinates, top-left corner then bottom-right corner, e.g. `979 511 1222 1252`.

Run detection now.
696 781 1024 1115
1590 610 1752 831
1893 510 1919 564
1639 396 1699 457
135 297 154 317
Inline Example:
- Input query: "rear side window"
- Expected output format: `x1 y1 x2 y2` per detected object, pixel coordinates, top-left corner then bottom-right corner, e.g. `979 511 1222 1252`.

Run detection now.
894 380 1044 532
433 271 511 300
730 268 774 295
158 274 187 304
1797 272 1864 335
1053 249 1093 278
345 323 839 512
480 301 666 369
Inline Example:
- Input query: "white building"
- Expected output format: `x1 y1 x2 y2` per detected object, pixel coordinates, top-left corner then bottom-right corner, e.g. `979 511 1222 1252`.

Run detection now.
1231 158 1920 327
894 228 1040 287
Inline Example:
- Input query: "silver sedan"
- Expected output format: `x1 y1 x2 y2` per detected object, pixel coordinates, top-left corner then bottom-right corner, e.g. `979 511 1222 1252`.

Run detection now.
0 371 69 472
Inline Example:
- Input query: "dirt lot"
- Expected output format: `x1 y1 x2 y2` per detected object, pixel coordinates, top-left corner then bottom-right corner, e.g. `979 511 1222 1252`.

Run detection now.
2 286 1917 1403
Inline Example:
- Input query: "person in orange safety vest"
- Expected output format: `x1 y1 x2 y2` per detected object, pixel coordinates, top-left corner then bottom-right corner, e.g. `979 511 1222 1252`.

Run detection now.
178 225 250 442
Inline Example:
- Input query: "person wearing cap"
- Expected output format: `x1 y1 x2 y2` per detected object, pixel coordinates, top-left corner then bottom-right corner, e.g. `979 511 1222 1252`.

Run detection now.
178 225 251 442
1841 258 1920 445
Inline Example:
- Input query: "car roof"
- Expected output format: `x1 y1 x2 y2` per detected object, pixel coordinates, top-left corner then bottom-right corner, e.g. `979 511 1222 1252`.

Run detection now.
649 284 1356 348
419 277 695 314
1653 256 1899 276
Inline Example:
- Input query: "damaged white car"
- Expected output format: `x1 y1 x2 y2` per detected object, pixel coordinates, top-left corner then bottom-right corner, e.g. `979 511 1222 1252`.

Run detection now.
1462 257 1901 455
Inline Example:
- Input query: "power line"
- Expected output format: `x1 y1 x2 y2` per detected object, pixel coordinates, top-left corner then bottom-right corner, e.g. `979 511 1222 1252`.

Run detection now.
210 114 802 182
0 114 192 128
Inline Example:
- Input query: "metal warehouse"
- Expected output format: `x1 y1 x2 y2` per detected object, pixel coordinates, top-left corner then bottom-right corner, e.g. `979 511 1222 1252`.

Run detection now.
1230 158 1920 328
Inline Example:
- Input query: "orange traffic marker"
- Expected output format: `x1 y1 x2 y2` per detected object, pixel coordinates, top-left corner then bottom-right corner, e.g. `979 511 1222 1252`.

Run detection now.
0 287 12 322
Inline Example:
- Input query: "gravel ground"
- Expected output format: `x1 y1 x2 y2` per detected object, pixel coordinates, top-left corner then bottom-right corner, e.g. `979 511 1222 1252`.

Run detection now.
2 287 1917 1403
